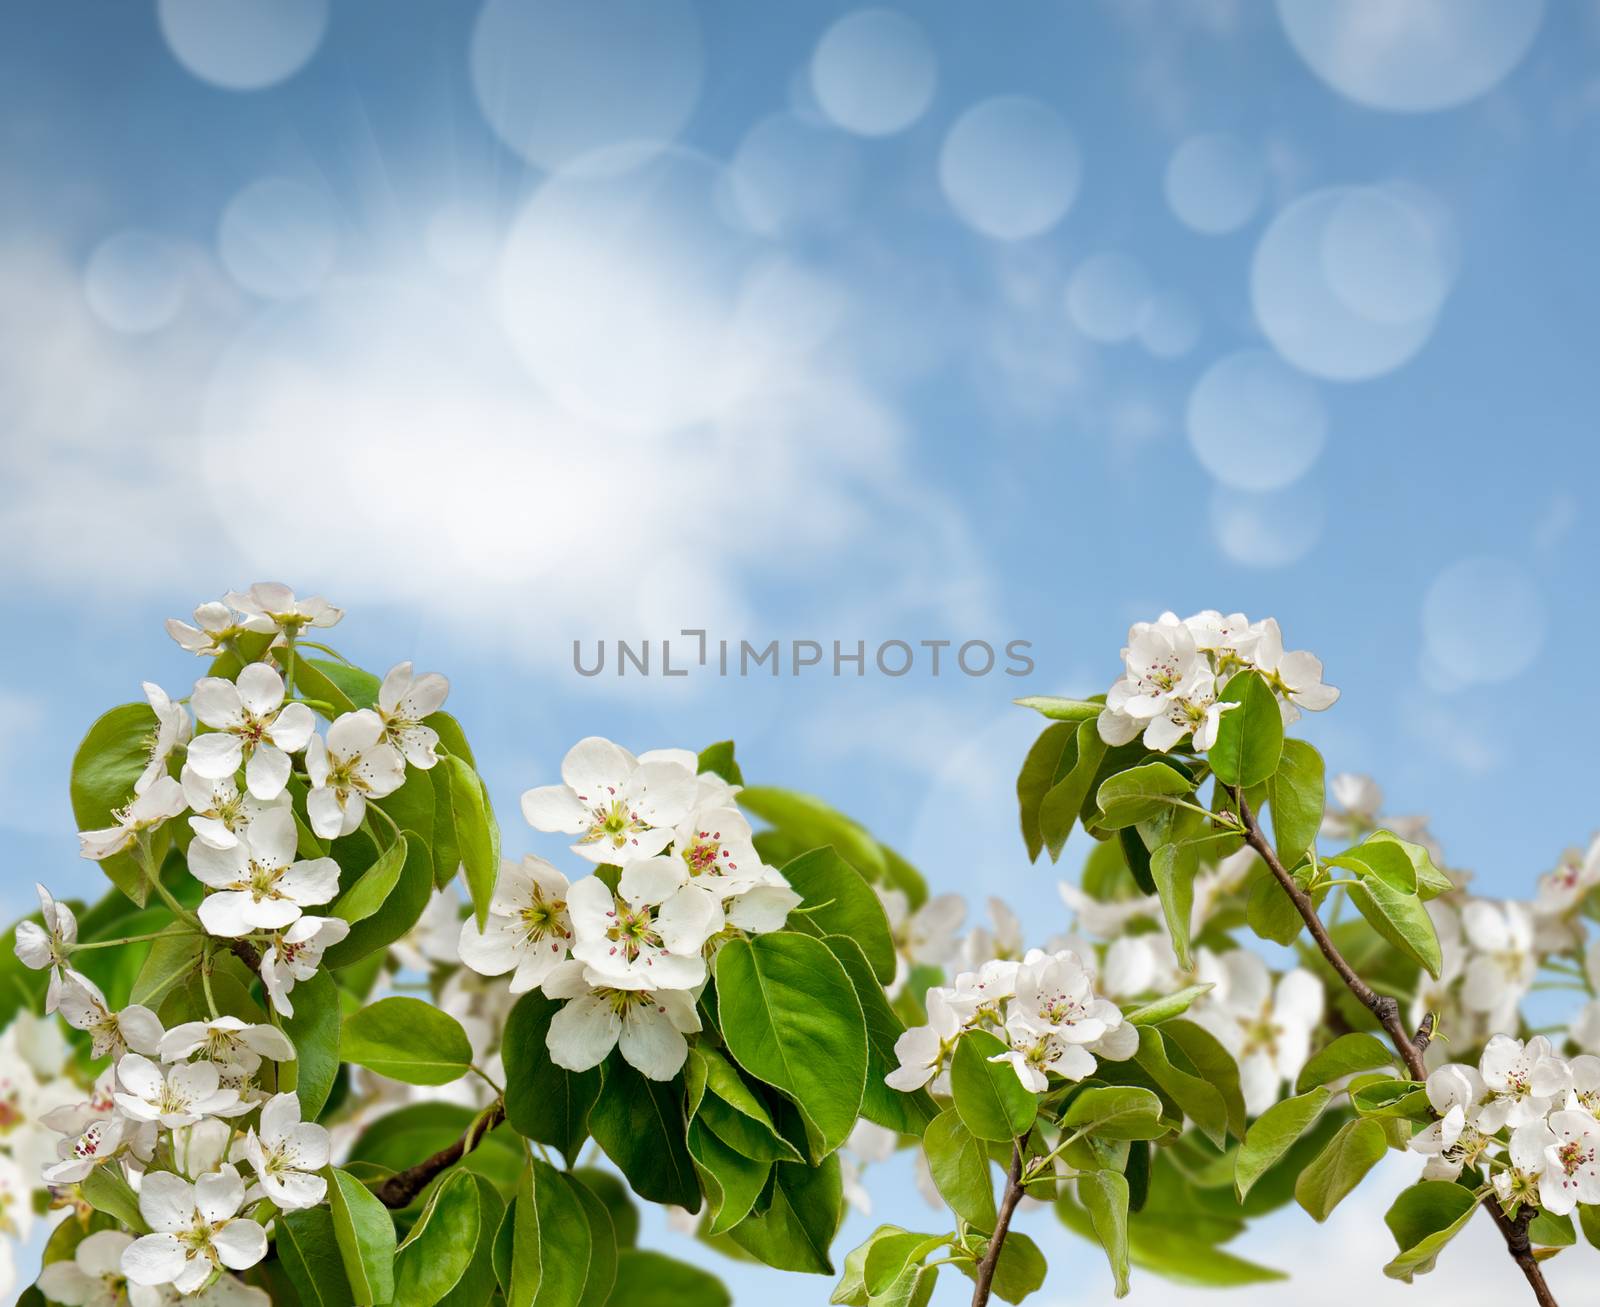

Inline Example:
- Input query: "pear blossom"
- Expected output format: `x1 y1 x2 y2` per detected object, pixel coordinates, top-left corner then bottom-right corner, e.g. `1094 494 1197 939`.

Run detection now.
1531 1110 1600 1215
304 709 406 838
988 1015 1098 1092
159 1017 296 1074
1461 900 1536 1029
1184 609 1262 663
14 883 79 1012
1248 617 1339 722
182 766 287 851
521 737 697 864
57 972 164 1060
187 663 314 801
121 1167 268 1293
1476 1034 1570 1132
542 959 701 1080
259 915 350 1016
1193 951 1323 1114
722 866 803 935
1408 1063 1491 1180
0 1153 31 1239
568 863 722 991
1058 879 1162 939
224 582 343 641
37 1229 156 1307
188 807 339 937
1494 1121 1550 1213
240 1093 330 1210
947 958 1025 1023
136 682 192 795
1566 1054 1600 1114
885 988 962 1092
375 661 450 768
165 600 271 659
458 855 574 993
1011 948 1139 1061
42 1113 128 1185
1102 614 1202 732
114 1054 240 1128
1533 836 1600 938
77 776 187 861
959 897 1025 970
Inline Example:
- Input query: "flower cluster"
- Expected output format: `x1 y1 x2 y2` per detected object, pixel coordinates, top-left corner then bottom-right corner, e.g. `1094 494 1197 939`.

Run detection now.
458 737 801 1081
1412 1035 1600 1217
1098 610 1338 753
887 947 1136 1095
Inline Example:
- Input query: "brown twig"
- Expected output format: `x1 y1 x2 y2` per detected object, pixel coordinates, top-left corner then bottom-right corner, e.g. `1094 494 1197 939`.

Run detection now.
1236 793 1559 1307
373 1100 506 1208
970 1142 1025 1307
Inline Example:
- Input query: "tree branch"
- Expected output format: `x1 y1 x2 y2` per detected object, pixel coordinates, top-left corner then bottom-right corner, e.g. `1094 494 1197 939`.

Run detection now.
970 1142 1025 1307
373 1100 506 1209
1236 793 1559 1307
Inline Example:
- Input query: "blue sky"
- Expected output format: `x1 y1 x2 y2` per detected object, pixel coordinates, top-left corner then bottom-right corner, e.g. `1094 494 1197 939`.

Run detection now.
2 1 1596 1301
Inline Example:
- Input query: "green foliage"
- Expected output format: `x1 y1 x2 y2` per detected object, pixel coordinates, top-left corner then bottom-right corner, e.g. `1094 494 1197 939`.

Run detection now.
1235 1088 1331 1200
1296 1033 1397 1093
728 1153 844 1274
283 969 342 1119
1095 762 1196 830
341 997 473 1085
610 1249 731 1305
821 933 938 1133
1122 983 1213 1027
714 932 868 1160
1265 738 1324 867
501 991 600 1165
323 831 434 969
495 1160 610 1307
1013 696 1105 722
1295 1117 1389 1221
443 754 500 929
1209 670 1283 788
1078 1169 1131 1297
588 1058 700 1210
1382 1181 1479 1280
951 1030 1037 1142
782 848 897 985
392 1169 497 1305
326 1167 398 1305
332 837 409 926
1061 1087 1167 1141
70 702 162 905
923 1108 998 1232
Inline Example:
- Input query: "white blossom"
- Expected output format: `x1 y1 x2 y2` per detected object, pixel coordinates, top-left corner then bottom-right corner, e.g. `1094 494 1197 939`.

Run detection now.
1476 1034 1570 1132
78 776 187 862
224 583 343 641
182 766 288 851
42 1113 129 1185
113 1054 240 1128
885 989 962 1092
542 959 701 1080
165 600 271 659
159 1017 296 1074
521 737 697 865
1409 1063 1490 1181
567 864 721 991
187 663 315 801
14 883 79 1012
458 856 574 993
304 709 406 838
1461 901 1536 1029
376 661 450 768
121 1166 267 1293
1193 951 1323 1115
189 807 339 937
58 972 164 1060
137 682 192 795
37 1230 158 1307
240 1093 330 1210
259 915 350 1016
1248 617 1339 722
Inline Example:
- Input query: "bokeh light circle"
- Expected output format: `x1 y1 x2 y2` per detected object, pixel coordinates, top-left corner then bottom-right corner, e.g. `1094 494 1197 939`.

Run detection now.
157 0 328 91
83 232 188 334
469 0 704 172
1421 556 1546 685
1138 293 1200 359
218 178 339 300
1252 186 1453 381
1164 133 1265 235
939 97 1081 241
810 9 937 137
1209 485 1324 568
1187 349 1327 491
499 147 764 436
726 114 863 237
1277 0 1544 113
1065 253 1152 344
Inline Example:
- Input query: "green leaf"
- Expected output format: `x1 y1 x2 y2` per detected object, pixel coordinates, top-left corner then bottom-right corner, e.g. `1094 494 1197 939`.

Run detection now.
279 1206 356 1307
1351 1077 1431 1121
1581 1201 1600 1250
282 969 341 1119
1132 1027 1227 1149
1296 1033 1398 1094
1014 696 1106 722
1095 763 1196 830
1039 720 1107 861
393 1168 480 1305
293 657 379 713
588 1058 699 1210
1345 874 1442 979
1123 984 1213 1027
697 741 745 786
1235 1088 1330 1200
342 996 472 1085
1383 1181 1479 1281
869 1265 937 1307
1078 1169 1131 1297
729 1153 843 1274
1162 1019 1246 1142
572 1167 639 1248
1246 870 1306 946
688 1119 770 1235
690 1046 801 1164
958 1231 1047 1305
1266 739 1323 867
1367 830 1454 899
1062 1087 1167 1141
951 1030 1037 1142
504 1158 593 1307
923 1108 998 1233
1017 723 1078 862
738 787 887 883
324 831 434 969
821 934 937 1133
567 1173 619 1307
1295 1116 1388 1221
327 1167 397 1306
609 1249 731 1306
1150 840 1199 969
444 755 500 929
502 991 600 1165
862 1231 946 1296
833 1226 911 1306
1209 670 1283 788
333 838 409 926
1527 1210 1575 1247
1331 838 1419 895
783 848 896 985
128 925 205 1009
80 1164 148 1233
714 932 868 1161
70 702 161 905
